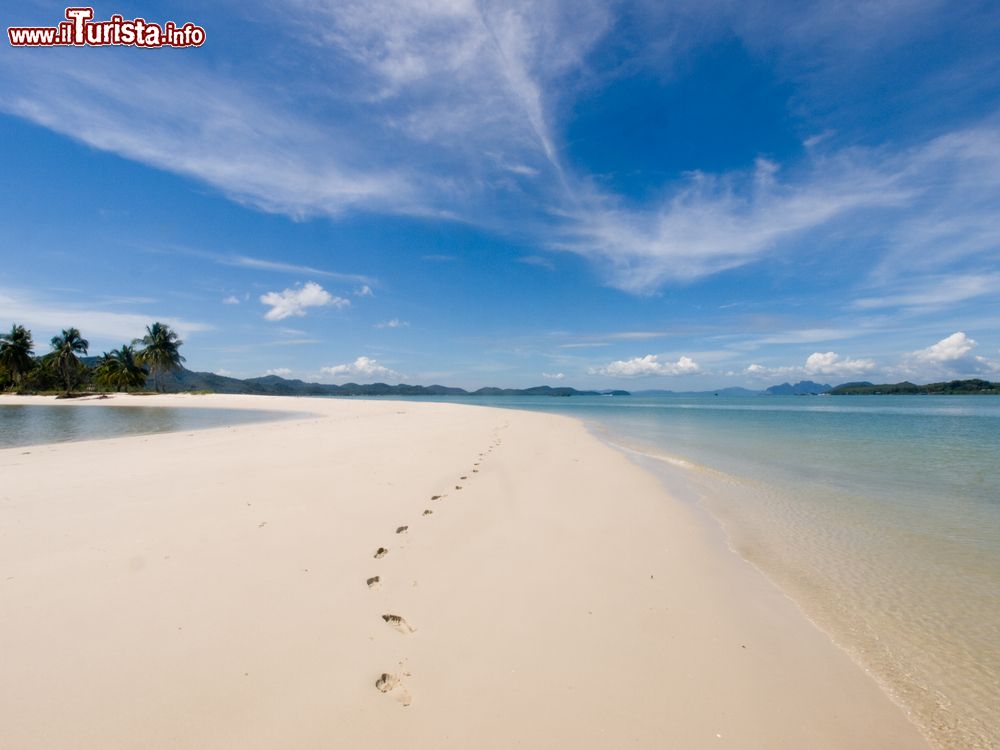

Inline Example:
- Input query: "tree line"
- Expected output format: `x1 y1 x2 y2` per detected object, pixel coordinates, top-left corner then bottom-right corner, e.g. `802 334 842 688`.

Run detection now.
0 322 185 394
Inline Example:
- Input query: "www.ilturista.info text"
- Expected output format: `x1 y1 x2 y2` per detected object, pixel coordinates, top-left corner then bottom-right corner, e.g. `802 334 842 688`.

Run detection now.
8 7 205 48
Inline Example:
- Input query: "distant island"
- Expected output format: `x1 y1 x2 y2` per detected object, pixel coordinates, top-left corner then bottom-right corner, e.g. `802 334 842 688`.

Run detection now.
763 380 833 395
639 379 1000 396
154 367 628 397
828 379 1000 395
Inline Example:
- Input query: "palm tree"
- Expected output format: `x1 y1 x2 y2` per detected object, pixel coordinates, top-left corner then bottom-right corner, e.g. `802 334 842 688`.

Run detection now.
0 324 34 389
50 327 89 393
94 345 147 392
134 322 185 392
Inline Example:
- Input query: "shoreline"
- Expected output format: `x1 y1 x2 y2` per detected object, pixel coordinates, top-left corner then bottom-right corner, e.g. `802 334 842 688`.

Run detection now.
601 434 926 741
0 394 930 748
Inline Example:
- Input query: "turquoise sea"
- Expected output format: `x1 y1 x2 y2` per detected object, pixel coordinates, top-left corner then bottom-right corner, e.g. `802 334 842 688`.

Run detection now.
403 394 1000 750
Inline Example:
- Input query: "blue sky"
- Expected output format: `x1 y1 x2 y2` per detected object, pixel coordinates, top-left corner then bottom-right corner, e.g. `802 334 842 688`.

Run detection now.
1 0 999 389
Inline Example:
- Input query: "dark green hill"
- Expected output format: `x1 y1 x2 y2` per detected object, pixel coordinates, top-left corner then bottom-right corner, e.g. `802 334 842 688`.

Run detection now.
829 379 1000 395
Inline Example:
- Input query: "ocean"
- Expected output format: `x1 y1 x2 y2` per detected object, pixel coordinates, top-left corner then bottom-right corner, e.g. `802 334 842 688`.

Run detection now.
406 393 1000 750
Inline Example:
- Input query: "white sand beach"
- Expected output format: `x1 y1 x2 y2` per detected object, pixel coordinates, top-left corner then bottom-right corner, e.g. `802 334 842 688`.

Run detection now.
0 394 929 749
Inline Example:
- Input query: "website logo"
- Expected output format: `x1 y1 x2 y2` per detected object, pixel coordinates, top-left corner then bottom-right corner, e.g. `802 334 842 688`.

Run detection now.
8 7 206 48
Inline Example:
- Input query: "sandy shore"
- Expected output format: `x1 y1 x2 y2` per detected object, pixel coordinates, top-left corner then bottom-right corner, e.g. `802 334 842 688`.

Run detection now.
0 394 928 749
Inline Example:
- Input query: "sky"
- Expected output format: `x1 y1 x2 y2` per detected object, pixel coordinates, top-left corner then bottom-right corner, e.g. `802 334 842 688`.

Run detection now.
1 0 999 389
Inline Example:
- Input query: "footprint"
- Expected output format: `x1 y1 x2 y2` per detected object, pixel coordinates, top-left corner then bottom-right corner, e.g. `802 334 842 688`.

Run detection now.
396 525 408 534
367 575 381 589
375 673 412 706
422 509 433 516
258 521 268 528
455 485 463 490
382 614 416 634
431 495 442 501
460 476 467 480
472 469 479 473
374 547 388 559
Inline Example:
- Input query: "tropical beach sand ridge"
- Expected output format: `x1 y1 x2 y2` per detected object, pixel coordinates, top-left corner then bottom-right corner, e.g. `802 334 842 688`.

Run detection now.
0 394 929 749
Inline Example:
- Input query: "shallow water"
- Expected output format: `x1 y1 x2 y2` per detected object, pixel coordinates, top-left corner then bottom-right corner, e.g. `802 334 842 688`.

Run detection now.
393 394 1000 750
0 403 294 448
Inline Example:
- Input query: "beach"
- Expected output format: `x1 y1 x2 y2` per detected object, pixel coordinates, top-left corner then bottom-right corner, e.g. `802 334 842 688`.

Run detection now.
0 394 929 749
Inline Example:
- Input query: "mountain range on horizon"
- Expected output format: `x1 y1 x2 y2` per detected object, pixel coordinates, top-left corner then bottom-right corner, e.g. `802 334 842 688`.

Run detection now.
67 363 996 398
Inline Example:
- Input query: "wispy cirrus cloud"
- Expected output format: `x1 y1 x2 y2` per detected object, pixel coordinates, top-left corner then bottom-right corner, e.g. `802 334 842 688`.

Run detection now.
146 245 376 285
3 1 998 305
0 287 212 344
224 256 374 285
516 255 556 270
551 127 1000 292
853 272 1000 311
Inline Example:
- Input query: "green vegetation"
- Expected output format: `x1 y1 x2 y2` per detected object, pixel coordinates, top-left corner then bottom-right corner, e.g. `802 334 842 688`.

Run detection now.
48 327 90 394
94 345 148 392
0 322 183 395
0 324 34 390
133 322 185 392
829 379 1000 395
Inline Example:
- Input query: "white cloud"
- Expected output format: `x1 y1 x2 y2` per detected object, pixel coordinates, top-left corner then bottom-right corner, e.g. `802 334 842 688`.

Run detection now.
853 273 1000 311
556 153 909 292
910 332 977 364
224 256 373 285
753 328 855 345
355 285 374 297
504 163 540 176
804 351 877 376
4 2 998 302
222 295 240 305
589 354 699 378
0 57 411 219
264 368 293 377
321 356 402 381
745 352 875 379
375 318 408 328
542 372 566 380
160 247 375 285
259 282 349 321
899 332 999 378
0 288 212 344
744 362 799 378
558 342 610 349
